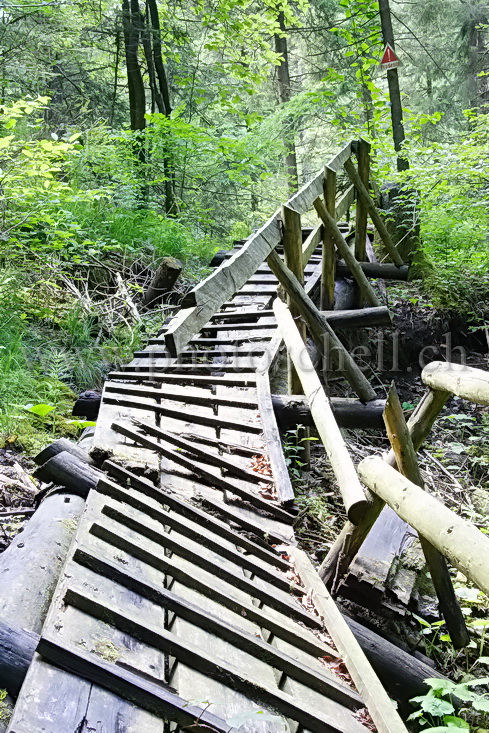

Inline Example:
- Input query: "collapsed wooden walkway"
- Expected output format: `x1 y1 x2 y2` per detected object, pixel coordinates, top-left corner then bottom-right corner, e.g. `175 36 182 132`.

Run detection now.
7 139 489 733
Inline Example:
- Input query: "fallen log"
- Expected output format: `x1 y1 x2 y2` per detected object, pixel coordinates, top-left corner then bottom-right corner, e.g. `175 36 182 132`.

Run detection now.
0 619 38 696
142 256 182 310
34 437 93 466
321 306 391 329
336 263 409 280
33 451 102 497
0 490 85 634
271 395 386 430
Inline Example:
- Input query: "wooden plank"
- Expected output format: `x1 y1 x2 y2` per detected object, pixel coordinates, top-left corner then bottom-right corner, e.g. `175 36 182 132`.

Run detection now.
105 397 263 435
133 346 267 357
130 419 272 485
61 589 366 732
107 371 257 386
335 185 355 220
326 142 352 173
200 321 276 331
286 171 324 215
180 213 281 310
97 469 288 568
111 422 294 522
301 222 323 266
273 298 370 525
105 381 260 412
282 204 305 395
255 370 295 505
90 522 320 628
96 500 298 595
37 636 232 733
113 363 261 373
289 547 409 733
69 551 349 698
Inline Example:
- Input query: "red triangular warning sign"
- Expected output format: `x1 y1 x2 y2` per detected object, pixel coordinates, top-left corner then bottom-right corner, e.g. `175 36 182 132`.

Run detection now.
379 43 401 71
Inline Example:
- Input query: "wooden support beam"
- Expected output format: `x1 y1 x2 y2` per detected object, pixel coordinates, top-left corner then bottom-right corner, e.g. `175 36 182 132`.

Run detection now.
273 298 370 524
282 205 305 395
272 395 386 430
354 139 370 263
301 223 323 266
336 262 409 280
321 167 336 310
343 157 404 266
422 361 489 405
313 197 381 307
358 455 489 598
289 547 409 733
321 306 391 329
267 250 377 402
383 384 469 649
319 387 450 586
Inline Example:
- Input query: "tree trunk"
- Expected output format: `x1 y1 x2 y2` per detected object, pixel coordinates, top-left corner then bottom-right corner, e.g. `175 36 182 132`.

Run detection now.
142 256 182 309
274 12 298 193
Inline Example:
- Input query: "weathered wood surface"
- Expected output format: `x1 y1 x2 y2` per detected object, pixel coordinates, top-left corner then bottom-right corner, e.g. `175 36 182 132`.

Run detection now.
383 384 469 648
319 387 450 586
289 547 408 733
354 139 370 263
272 394 386 430
142 256 182 310
321 306 391 328
0 491 85 635
358 455 489 597
274 298 370 524
322 166 337 310
267 250 377 401
34 451 102 497
336 262 409 280
422 361 489 405
343 157 404 266
0 619 38 696
314 196 381 307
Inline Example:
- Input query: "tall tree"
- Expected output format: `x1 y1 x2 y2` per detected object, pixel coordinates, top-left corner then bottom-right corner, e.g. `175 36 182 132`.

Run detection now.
274 11 298 194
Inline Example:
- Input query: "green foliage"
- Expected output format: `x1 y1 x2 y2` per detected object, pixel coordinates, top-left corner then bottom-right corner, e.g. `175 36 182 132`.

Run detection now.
409 676 489 731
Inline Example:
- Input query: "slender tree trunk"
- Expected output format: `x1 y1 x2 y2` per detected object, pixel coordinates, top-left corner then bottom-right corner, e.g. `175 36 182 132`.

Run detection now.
378 0 408 172
274 12 298 194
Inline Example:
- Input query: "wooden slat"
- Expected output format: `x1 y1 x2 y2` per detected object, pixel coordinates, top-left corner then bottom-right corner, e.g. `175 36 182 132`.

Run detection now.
107 371 257 386
105 382 259 412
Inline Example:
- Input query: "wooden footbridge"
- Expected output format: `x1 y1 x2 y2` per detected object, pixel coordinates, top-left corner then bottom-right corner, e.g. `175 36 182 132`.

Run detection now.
5 140 489 733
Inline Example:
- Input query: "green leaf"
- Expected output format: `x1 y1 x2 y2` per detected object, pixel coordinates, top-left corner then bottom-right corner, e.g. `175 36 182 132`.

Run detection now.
424 679 456 694
24 403 55 417
442 716 470 728
472 698 489 712
420 693 455 716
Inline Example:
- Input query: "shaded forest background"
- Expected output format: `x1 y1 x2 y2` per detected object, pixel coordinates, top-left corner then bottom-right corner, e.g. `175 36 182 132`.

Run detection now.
1 0 489 451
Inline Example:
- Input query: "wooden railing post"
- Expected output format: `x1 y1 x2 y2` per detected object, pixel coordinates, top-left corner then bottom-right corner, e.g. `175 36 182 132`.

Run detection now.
321 168 336 311
354 139 370 263
282 205 305 396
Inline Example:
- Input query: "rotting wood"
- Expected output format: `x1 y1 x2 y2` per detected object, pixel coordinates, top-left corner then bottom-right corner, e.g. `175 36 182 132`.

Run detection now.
289 546 409 733
0 490 85 634
142 256 182 310
33 451 102 498
0 619 39 696
111 422 293 522
90 522 319 627
321 306 391 329
37 635 234 733
273 298 370 524
319 387 450 586
73 544 329 659
107 370 257 386
383 384 469 649
313 197 381 307
336 262 409 280
321 166 336 310
358 455 489 597
34 438 93 466
104 396 264 434
97 499 298 595
343 158 404 267
267 250 377 402
272 395 386 430
97 469 288 566
67 554 350 700
422 361 489 405
130 419 272 485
